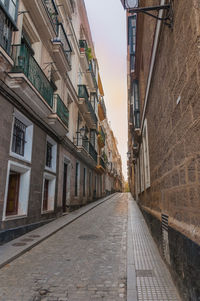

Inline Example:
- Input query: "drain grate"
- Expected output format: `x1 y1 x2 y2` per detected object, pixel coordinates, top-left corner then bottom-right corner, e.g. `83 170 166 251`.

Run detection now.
21 238 34 242
78 234 98 240
12 242 27 247
29 234 40 238
136 269 155 277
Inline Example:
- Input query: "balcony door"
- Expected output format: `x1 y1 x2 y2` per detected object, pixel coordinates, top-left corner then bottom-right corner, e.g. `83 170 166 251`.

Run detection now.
62 163 68 212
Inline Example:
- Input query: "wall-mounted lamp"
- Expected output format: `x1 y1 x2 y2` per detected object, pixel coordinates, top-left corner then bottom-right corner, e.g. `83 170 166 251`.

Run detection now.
80 126 86 137
121 0 173 28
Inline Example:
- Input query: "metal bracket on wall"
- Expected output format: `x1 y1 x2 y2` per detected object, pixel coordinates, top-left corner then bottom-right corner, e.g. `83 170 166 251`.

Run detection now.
128 2 173 28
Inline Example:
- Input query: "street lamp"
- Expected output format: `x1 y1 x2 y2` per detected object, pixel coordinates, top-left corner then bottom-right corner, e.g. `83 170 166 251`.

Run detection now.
80 126 86 137
121 0 173 28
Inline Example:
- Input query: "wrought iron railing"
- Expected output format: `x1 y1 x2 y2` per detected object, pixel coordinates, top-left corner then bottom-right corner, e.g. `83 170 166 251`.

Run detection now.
74 132 89 152
57 23 71 65
12 44 55 108
89 61 98 89
134 110 140 128
100 157 106 170
79 39 88 51
0 7 14 54
78 85 97 125
89 142 97 163
100 127 106 143
99 96 106 116
53 94 69 128
43 0 58 32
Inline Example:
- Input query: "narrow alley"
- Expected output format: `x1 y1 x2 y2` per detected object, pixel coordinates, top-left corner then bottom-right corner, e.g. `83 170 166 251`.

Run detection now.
0 193 181 301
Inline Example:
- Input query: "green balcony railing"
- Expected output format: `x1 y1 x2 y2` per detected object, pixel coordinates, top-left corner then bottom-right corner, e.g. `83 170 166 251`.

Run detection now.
12 44 55 108
78 85 97 125
0 7 15 55
54 94 69 128
56 23 72 65
43 0 58 32
74 132 89 152
89 142 97 163
99 96 106 117
134 110 140 129
89 61 98 89
100 127 106 144
100 157 106 170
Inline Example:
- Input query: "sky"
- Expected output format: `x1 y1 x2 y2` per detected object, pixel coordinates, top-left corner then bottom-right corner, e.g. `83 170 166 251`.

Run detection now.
84 0 128 180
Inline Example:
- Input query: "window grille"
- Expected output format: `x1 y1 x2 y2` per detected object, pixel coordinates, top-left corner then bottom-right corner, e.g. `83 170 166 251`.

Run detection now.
46 142 53 168
12 118 26 156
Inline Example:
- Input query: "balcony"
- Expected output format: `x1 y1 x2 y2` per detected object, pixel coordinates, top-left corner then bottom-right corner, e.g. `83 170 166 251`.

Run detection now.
97 127 106 148
97 156 106 173
48 94 69 136
98 96 106 121
86 61 98 91
52 23 72 72
24 0 58 46
73 132 89 152
78 85 97 129
0 7 15 55
6 44 56 121
89 142 97 163
79 40 89 71
134 110 141 141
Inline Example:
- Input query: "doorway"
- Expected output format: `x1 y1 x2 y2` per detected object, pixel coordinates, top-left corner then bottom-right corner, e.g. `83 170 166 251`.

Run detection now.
62 163 68 212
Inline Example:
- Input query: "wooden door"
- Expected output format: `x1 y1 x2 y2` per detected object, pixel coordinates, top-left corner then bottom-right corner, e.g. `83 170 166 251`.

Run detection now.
6 172 20 216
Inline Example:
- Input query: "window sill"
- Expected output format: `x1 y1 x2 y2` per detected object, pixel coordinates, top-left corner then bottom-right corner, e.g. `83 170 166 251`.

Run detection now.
9 152 31 164
4 214 27 221
44 166 56 174
41 210 54 215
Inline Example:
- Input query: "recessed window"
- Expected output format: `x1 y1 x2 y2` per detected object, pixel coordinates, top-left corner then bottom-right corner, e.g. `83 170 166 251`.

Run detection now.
46 142 53 168
12 118 26 156
10 110 33 162
75 162 79 197
45 136 57 172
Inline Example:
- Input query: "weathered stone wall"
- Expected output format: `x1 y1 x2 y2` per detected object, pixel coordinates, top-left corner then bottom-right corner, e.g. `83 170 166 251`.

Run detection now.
137 1 200 300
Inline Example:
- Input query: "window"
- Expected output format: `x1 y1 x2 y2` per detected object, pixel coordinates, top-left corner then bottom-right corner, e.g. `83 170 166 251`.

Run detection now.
89 171 92 197
45 136 57 172
133 80 140 128
75 162 79 197
42 173 56 213
3 161 31 219
83 167 86 197
46 142 52 168
10 110 33 162
12 118 26 156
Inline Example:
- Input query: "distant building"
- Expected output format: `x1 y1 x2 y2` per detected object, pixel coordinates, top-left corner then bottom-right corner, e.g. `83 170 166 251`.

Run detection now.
0 0 122 244
123 0 200 300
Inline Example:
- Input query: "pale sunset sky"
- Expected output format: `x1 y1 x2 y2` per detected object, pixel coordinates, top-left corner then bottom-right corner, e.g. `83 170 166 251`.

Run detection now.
84 0 128 180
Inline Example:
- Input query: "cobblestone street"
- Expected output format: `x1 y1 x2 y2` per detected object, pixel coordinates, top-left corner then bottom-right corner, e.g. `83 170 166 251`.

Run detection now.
0 194 128 301
0 193 182 301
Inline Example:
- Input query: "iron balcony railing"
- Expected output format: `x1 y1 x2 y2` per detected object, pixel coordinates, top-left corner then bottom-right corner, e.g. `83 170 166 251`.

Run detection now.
56 23 72 65
89 61 98 89
74 132 89 152
78 85 97 125
12 44 55 108
100 127 106 144
100 157 106 170
89 142 97 163
134 110 140 129
99 96 106 116
53 94 69 128
43 0 58 32
0 7 14 54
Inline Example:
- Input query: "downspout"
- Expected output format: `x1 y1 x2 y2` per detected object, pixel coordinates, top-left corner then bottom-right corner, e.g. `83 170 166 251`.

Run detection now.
140 0 166 132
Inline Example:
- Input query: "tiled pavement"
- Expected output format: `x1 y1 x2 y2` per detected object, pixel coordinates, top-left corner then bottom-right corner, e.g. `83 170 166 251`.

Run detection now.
0 193 182 301
127 193 181 301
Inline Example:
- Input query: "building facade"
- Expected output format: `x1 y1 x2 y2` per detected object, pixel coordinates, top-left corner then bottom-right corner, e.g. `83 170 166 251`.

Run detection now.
0 0 122 244
123 0 200 300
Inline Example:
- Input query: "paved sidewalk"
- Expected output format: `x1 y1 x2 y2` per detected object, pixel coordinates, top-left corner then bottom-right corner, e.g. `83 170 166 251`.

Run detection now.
0 193 117 269
127 193 181 301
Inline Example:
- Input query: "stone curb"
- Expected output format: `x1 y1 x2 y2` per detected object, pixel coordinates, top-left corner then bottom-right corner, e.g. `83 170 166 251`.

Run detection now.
0 193 118 270
127 195 138 301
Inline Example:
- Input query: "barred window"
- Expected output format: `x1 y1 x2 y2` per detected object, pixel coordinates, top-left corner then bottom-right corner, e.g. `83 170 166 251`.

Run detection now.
46 142 53 168
12 118 26 156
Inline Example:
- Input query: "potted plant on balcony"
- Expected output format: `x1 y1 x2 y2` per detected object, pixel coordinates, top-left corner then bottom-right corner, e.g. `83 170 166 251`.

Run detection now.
86 47 93 61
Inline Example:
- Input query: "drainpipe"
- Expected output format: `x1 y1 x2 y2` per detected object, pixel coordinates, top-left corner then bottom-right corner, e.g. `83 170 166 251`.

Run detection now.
140 0 166 132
